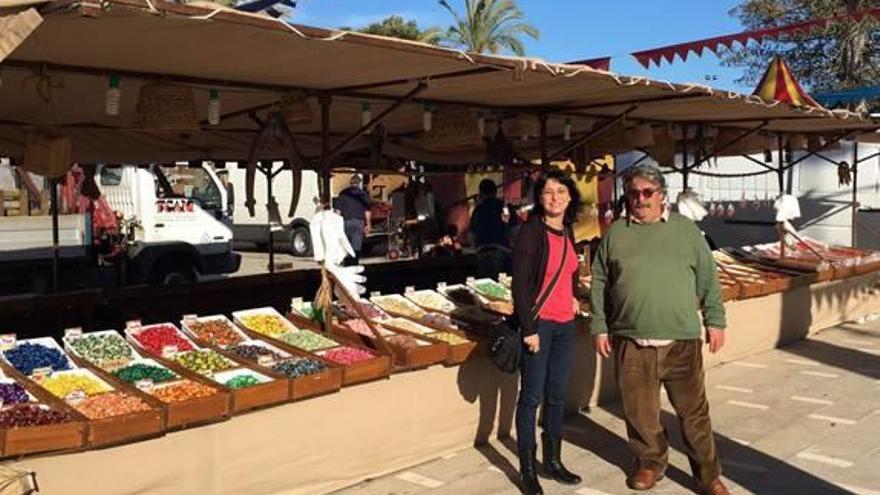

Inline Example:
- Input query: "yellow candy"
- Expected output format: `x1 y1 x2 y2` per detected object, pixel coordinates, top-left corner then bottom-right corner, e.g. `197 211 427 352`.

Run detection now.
40 374 112 398
240 315 288 336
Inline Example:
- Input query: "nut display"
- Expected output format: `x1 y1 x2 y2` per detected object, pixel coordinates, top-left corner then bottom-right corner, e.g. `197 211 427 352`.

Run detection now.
74 392 152 419
186 319 245 348
175 350 235 376
39 373 112 398
0 382 30 406
0 405 71 428
67 334 136 367
430 332 471 345
271 358 328 378
223 374 261 389
239 314 289 336
370 295 426 319
132 325 195 355
278 330 339 352
152 380 216 403
4 342 72 376
407 290 457 313
113 363 179 385
321 346 376 365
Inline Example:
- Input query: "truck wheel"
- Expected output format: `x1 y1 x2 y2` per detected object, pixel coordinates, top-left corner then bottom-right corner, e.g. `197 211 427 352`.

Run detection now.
152 259 197 285
289 226 313 257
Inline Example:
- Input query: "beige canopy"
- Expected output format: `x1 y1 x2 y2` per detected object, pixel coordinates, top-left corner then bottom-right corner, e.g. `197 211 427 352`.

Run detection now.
0 0 878 166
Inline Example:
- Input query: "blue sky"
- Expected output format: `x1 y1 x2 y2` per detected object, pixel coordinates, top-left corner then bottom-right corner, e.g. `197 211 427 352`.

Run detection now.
291 0 754 93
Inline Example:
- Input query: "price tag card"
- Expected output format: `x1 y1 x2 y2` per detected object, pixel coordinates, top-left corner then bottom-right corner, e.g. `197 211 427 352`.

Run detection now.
135 379 154 392
126 320 142 330
65 389 86 404
161 345 179 360
370 291 381 298
404 286 415 295
64 327 83 339
437 282 447 291
31 367 53 381
257 355 276 368
466 276 476 285
182 314 198 325
290 297 304 311
0 333 17 351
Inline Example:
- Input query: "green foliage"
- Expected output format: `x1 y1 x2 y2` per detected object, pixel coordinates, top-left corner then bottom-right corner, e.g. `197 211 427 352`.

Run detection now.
342 15 444 45
724 0 880 94
438 0 539 56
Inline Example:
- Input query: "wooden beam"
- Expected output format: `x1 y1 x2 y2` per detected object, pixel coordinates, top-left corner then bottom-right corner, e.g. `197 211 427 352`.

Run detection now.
547 106 636 163
330 67 498 93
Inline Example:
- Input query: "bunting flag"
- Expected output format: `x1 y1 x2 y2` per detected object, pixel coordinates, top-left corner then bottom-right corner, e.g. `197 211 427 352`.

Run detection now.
753 56 822 108
570 56 612 72
630 7 880 69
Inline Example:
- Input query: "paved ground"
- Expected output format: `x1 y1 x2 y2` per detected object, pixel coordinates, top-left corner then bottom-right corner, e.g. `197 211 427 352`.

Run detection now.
334 317 880 495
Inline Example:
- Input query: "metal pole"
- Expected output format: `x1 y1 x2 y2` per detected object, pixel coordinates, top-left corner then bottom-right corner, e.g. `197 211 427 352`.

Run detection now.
852 141 859 248
539 113 549 168
681 124 689 191
319 94 332 206
50 177 59 292
776 134 785 193
264 163 275 276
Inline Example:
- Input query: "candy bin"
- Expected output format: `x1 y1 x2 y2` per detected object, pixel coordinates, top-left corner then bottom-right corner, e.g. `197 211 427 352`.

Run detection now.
0 375 87 457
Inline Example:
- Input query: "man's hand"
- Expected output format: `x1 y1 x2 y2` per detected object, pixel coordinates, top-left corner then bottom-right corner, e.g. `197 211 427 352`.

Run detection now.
706 327 725 353
594 334 611 358
363 224 371 235
523 334 540 354
572 298 580 315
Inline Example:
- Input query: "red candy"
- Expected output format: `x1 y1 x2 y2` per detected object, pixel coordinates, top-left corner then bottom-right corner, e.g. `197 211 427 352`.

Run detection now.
132 325 195 355
321 346 375 365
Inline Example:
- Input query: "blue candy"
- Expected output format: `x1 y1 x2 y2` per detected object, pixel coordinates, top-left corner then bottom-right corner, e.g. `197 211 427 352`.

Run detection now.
4 343 72 376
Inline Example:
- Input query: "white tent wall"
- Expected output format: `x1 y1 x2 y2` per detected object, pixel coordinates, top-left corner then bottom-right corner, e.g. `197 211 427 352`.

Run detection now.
614 142 880 250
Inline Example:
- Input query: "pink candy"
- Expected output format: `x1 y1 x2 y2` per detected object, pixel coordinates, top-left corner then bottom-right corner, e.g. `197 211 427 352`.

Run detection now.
322 346 375 365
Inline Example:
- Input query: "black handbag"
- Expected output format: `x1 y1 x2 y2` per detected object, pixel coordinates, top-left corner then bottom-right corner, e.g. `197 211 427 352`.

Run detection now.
489 233 569 373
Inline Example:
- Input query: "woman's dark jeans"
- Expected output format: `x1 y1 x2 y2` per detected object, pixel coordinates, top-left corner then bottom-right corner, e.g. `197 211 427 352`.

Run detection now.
515 319 576 453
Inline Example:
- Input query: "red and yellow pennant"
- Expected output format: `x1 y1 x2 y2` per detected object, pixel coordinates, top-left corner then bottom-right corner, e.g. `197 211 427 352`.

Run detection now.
753 56 822 109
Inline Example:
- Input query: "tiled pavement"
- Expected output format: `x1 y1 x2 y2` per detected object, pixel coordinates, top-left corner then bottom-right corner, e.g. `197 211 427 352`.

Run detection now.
334 317 880 495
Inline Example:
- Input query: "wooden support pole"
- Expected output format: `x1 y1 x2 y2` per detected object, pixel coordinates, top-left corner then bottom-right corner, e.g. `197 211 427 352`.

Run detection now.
319 94 332 206
852 141 859 248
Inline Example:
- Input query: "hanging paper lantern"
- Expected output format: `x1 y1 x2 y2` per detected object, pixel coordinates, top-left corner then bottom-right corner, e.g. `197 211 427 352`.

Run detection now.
207 89 221 126
476 112 485 137
423 103 435 131
361 102 371 133
564 118 572 141
105 75 121 116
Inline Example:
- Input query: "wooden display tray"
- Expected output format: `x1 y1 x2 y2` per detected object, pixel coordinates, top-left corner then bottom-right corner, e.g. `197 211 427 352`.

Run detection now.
378 316 478 366
125 328 286 415
0 373 87 457
182 315 343 401
67 354 231 430
0 362 165 449
235 317 389 387
329 318 447 370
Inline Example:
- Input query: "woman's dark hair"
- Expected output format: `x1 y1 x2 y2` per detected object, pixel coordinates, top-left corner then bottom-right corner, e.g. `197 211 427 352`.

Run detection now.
531 168 582 226
478 178 498 198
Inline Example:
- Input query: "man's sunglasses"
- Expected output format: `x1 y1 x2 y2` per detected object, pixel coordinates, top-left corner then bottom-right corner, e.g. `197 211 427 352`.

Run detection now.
626 188 659 200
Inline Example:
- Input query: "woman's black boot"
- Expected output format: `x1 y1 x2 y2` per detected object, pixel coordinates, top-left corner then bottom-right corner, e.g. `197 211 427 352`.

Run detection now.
542 432 582 485
518 447 544 495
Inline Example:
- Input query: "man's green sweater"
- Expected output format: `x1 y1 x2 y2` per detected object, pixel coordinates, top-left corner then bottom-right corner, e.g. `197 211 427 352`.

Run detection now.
589 212 726 339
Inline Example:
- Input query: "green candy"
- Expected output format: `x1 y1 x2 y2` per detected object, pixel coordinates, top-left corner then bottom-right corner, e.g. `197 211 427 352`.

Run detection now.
278 330 338 351
175 350 235 375
113 363 178 384
224 374 261 389
68 334 135 365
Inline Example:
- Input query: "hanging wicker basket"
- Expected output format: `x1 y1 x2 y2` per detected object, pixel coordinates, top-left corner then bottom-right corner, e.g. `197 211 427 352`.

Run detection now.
134 83 199 130
420 107 483 151
507 114 539 140
279 92 314 125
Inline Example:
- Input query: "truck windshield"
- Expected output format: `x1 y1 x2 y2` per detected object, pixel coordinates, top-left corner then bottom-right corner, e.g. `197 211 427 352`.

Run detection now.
159 165 222 211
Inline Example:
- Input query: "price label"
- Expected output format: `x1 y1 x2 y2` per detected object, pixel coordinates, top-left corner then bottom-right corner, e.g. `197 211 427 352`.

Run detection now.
126 319 142 330
404 286 415 295
370 291 381 298
161 345 179 359
135 379 154 392
290 297 304 311
65 389 86 404
257 355 276 368
31 367 53 381
64 327 83 339
182 314 198 325
437 282 447 291
498 272 509 280
0 333 17 351
466 276 476 285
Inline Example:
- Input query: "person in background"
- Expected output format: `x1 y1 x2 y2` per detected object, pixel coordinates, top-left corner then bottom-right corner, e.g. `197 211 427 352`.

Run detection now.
511 168 584 495
334 174 372 264
217 169 234 229
590 164 730 495
469 179 510 248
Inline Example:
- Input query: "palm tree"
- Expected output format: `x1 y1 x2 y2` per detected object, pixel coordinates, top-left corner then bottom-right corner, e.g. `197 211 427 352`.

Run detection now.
438 0 539 56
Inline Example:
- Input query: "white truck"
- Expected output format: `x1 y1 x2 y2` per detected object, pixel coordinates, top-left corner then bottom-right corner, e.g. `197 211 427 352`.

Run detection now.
219 163 321 257
0 162 240 293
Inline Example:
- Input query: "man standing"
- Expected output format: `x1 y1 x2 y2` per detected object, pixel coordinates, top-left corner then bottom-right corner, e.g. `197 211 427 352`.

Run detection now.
334 174 372 264
217 169 234 229
589 164 730 495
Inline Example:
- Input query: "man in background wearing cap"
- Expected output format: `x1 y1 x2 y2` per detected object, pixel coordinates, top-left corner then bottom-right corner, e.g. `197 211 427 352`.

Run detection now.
589 164 730 495
334 174 372 265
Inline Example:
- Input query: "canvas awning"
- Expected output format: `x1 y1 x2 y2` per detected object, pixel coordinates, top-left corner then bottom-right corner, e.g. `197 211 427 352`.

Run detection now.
0 0 878 166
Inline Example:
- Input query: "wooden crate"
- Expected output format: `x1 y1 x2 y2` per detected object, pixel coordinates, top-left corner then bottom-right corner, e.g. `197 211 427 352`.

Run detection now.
330 319 447 370
379 317 477 366
182 315 342 402
69 354 230 430
284 313 392 385
0 372 87 457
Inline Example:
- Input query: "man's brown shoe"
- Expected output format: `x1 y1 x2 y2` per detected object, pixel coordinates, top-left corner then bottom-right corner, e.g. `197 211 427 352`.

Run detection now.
701 478 730 495
626 467 664 491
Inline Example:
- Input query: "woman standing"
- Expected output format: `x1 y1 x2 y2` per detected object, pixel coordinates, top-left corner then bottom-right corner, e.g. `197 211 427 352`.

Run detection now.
512 168 583 495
